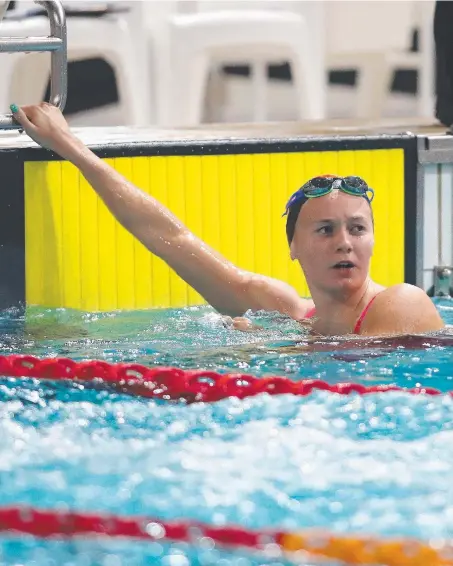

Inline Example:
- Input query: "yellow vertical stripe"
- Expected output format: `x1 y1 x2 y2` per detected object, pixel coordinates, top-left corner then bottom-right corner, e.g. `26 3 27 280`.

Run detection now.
60 161 81 308
253 154 272 276
236 155 254 271
44 162 63 307
387 150 405 283
201 156 220 250
320 151 339 177
24 162 45 306
218 156 237 266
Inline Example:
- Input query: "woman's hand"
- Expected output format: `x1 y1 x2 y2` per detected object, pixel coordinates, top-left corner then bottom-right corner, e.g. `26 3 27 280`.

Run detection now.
10 102 81 159
222 316 263 332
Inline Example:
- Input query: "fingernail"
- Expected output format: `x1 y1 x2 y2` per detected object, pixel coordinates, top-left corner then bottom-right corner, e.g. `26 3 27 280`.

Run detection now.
10 104 18 113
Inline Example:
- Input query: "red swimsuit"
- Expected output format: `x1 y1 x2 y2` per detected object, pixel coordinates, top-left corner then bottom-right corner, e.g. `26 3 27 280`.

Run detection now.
304 295 379 334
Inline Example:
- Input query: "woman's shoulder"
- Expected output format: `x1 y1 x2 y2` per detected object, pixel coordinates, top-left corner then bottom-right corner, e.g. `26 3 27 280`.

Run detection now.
360 283 444 335
376 283 430 302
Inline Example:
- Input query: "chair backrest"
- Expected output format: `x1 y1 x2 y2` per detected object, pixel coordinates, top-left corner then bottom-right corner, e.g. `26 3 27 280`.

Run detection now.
191 1 301 12
325 1 415 54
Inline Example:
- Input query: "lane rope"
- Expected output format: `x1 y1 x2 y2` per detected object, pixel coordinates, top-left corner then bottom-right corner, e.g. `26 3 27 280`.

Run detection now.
0 354 447 403
0 505 450 566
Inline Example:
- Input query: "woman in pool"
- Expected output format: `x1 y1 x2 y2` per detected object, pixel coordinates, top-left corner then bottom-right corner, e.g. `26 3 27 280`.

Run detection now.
11 102 444 337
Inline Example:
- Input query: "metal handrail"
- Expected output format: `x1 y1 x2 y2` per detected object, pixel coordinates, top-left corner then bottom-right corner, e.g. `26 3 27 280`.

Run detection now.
0 0 67 129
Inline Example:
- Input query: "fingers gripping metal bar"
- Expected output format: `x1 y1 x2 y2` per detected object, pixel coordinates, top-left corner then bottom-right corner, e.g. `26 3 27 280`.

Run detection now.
0 0 67 129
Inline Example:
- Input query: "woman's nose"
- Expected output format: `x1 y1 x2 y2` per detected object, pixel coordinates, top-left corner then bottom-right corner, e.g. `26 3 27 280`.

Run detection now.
335 228 352 252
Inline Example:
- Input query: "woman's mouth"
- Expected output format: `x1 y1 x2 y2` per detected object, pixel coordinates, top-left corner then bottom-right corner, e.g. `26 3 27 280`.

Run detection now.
332 261 355 270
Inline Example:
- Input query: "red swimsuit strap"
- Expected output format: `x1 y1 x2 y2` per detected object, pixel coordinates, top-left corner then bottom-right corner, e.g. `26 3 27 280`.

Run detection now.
304 293 381 334
305 307 316 319
353 294 380 334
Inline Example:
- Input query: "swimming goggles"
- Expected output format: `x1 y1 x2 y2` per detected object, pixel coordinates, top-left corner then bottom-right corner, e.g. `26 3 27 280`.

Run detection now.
283 175 375 216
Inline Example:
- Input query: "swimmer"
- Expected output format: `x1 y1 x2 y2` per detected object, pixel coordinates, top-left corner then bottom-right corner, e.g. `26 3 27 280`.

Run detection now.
10 102 444 337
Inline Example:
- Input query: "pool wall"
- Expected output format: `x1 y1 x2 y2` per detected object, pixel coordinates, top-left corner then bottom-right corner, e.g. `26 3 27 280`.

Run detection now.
0 128 417 310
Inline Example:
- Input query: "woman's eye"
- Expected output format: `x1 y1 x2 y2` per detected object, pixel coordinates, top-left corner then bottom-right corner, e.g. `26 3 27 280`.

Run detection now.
317 226 332 234
351 225 365 233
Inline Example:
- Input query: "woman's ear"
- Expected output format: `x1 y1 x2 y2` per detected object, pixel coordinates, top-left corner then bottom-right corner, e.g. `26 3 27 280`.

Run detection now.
290 241 296 261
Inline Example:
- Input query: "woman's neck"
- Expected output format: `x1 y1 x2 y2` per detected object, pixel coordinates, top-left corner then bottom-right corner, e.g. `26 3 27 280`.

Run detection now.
309 278 384 335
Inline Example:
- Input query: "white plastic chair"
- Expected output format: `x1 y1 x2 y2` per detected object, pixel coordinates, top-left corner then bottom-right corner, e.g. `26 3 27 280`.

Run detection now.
0 2 151 124
0 0 9 22
325 0 435 119
148 5 325 126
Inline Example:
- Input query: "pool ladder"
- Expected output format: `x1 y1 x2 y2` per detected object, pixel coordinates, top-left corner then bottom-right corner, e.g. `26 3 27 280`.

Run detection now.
0 0 67 129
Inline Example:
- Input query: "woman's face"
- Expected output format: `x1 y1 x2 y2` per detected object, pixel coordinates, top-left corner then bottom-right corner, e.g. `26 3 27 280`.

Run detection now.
290 190 374 296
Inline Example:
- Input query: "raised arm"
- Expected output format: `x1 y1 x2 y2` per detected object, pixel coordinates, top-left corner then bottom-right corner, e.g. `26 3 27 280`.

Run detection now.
12 103 312 318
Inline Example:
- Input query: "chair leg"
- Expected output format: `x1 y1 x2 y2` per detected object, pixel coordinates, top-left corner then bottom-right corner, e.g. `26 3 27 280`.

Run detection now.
251 61 268 122
418 4 435 118
186 52 210 125
165 50 210 127
105 51 151 127
291 51 326 120
204 64 228 122
355 54 393 120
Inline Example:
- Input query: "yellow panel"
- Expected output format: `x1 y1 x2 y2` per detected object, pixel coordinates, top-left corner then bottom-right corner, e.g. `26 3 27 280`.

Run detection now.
252 154 272 276
387 150 405 283
24 148 406 311
236 154 255 271
24 162 45 306
218 156 237 269
44 162 63 307
60 161 81 309
320 152 339 177
371 149 405 286
201 156 220 251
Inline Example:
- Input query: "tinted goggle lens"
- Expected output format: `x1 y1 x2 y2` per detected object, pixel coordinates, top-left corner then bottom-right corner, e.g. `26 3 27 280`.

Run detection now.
342 176 367 194
304 177 336 196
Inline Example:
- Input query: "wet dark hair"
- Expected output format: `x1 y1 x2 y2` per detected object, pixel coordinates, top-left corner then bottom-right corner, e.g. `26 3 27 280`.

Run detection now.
285 197 306 245
285 196 374 245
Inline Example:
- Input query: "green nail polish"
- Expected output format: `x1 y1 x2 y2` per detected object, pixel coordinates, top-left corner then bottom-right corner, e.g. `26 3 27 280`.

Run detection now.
10 104 18 113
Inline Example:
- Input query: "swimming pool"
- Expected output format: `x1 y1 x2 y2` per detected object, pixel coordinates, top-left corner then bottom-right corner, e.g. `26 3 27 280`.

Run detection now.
0 299 452 565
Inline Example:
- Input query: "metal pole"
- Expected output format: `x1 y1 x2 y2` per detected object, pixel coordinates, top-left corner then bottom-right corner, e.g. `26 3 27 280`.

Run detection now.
0 0 67 129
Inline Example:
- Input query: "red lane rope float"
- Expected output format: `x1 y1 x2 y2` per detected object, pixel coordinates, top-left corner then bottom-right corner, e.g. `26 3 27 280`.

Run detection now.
0 506 451 566
0 354 449 403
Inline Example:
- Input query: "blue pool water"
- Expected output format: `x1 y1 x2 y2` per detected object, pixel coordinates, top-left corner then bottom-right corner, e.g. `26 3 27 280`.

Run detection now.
0 299 453 565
